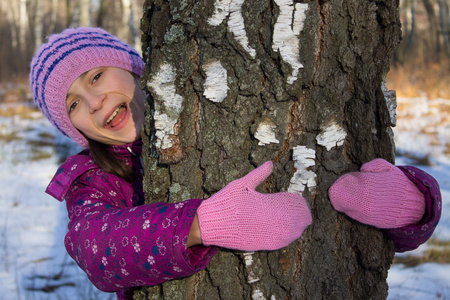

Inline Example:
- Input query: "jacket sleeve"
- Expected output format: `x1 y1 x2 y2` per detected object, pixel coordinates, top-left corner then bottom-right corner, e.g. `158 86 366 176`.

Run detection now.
384 166 442 253
63 184 217 293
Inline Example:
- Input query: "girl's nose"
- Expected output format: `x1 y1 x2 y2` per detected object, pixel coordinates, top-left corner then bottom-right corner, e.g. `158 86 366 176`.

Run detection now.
87 93 106 114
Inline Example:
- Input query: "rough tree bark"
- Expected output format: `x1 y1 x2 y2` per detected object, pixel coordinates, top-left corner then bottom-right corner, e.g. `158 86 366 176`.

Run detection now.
139 0 401 299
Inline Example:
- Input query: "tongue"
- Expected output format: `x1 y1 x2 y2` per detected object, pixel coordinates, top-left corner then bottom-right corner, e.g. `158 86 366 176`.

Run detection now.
110 106 127 127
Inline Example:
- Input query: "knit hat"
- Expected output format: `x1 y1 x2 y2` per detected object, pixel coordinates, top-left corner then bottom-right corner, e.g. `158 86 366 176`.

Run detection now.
29 27 145 148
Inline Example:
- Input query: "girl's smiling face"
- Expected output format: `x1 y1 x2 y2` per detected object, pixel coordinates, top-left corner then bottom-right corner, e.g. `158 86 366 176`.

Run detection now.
66 67 145 145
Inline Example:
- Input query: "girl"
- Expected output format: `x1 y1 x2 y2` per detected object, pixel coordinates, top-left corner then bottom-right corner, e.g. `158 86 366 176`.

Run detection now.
29 27 441 299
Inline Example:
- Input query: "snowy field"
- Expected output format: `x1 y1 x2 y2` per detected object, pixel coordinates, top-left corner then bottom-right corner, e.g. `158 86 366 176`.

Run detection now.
0 93 449 300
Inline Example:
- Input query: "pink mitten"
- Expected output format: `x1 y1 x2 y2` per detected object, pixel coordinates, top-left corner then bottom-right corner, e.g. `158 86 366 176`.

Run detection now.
197 161 312 251
328 158 426 229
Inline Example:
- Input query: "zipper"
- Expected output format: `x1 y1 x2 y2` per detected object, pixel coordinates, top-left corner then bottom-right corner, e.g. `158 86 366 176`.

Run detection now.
127 146 144 168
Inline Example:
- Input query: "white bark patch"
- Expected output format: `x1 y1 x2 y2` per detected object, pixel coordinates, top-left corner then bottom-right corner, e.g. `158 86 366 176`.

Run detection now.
272 1 308 84
316 123 347 151
147 63 184 150
208 0 256 58
203 60 229 103
288 146 317 193
147 63 183 112
252 289 266 300
244 252 254 266
153 111 177 149
243 252 260 283
255 119 280 146
382 80 397 126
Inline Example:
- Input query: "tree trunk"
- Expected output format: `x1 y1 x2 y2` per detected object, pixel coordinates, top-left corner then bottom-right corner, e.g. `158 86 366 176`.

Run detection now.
33 0 44 53
79 0 91 27
95 0 108 28
406 0 416 55
422 0 440 61
130 0 142 54
437 0 450 58
9 0 19 53
66 0 75 27
119 0 131 42
139 0 401 299
18 0 28 54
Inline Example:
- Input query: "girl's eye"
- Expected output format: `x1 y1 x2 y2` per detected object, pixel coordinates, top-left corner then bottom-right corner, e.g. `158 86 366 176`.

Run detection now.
92 72 103 84
69 100 79 113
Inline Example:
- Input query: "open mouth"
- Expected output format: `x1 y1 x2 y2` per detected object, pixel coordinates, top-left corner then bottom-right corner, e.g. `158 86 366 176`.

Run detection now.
105 103 127 127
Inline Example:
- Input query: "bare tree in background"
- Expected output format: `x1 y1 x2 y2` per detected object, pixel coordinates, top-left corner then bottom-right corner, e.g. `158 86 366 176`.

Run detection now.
130 0 142 54
1 0 448 81
397 0 450 64
423 0 441 59
79 0 91 27
18 0 29 55
0 0 144 81
33 0 43 51
437 0 450 57
138 0 401 299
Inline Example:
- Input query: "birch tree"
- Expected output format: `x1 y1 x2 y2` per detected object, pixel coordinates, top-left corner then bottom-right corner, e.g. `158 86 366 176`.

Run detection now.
130 0 142 54
33 0 43 52
138 0 401 299
18 0 28 53
119 0 132 42
3 0 29 78
437 0 450 57
79 0 91 27
422 0 440 59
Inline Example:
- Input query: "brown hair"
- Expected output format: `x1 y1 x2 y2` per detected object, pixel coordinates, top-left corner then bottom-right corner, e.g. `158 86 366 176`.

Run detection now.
87 138 134 182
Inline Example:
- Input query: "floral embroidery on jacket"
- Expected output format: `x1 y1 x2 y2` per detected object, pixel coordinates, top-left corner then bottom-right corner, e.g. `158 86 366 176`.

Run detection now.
45 140 217 299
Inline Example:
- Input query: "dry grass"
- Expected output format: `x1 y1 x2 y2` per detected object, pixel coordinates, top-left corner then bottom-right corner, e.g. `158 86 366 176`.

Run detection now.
0 82 39 118
0 132 20 141
445 143 450 156
393 240 450 267
386 59 450 99
0 104 41 119
394 151 433 166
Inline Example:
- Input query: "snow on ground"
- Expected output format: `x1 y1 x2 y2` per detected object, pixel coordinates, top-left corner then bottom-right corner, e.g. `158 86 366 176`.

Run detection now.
388 156 450 300
387 97 450 300
0 105 113 300
0 96 448 299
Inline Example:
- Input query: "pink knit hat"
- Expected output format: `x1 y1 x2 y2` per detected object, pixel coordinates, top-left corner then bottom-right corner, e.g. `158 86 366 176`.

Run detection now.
29 27 145 148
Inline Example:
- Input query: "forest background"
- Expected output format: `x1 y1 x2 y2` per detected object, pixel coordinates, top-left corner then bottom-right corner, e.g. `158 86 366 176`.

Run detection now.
1 0 450 98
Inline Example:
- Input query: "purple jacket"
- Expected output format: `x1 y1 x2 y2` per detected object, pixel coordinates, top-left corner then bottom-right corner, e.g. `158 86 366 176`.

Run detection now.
46 140 217 299
385 165 442 252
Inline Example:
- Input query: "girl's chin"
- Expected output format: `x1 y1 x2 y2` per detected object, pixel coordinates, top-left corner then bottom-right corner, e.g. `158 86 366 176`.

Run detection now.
92 131 139 145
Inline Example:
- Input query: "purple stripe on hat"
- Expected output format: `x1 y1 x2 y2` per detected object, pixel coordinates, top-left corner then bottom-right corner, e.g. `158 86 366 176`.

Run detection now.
30 31 109 94
31 31 100 79
31 31 135 88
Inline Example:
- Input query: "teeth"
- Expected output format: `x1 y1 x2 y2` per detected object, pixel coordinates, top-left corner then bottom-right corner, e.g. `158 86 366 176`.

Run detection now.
106 104 124 125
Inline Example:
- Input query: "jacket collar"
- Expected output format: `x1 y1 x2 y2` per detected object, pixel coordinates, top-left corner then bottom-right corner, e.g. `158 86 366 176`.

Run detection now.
47 139 144 202
106 139 143 158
